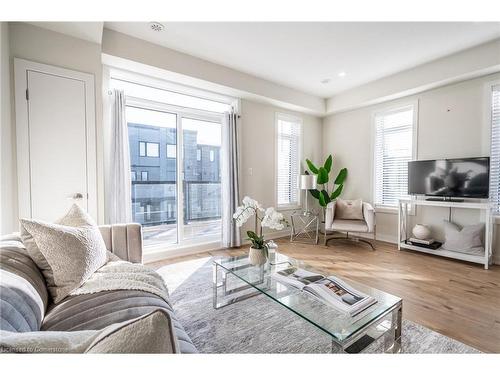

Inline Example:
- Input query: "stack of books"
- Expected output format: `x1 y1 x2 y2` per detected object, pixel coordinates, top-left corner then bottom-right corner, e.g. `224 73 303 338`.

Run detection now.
407 237 442 250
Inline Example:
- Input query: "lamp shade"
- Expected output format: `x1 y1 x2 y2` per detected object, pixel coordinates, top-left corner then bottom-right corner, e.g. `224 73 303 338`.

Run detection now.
300 174 317 190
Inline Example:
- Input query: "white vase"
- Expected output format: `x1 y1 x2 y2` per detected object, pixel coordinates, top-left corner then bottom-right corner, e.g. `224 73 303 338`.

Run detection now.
412 224 431 240
248 247 267 266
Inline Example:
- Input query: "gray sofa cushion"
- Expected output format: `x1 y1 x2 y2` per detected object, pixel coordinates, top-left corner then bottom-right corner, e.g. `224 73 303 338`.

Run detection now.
0 237 49 332
41 290 197 353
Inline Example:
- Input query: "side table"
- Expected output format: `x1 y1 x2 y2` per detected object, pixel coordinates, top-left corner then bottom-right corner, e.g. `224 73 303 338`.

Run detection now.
290 211 319 244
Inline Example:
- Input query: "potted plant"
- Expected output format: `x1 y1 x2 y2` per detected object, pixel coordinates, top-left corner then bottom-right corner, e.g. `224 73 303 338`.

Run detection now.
305 155 348 218
233 196 287 265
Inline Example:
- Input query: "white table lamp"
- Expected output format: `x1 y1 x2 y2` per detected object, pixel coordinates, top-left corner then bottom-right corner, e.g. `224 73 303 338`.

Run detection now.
300 174 317 214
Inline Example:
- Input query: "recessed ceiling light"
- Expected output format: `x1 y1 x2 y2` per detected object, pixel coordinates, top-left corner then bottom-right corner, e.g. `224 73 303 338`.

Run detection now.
149 22 165 32
338 71 347 78
320 78 331 84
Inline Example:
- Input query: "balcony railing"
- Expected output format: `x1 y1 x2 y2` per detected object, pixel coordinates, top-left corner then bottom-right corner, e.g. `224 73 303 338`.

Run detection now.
130 180 221 227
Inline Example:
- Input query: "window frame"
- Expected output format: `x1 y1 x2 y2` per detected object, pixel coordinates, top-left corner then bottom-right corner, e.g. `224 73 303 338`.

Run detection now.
141 171 148 181
371 100 419 213
486 79 500 218
125 96 225 252
275 112 303 210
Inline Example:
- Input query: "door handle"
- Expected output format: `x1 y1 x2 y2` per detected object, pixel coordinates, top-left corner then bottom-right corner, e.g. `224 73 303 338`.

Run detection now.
72 193 84 200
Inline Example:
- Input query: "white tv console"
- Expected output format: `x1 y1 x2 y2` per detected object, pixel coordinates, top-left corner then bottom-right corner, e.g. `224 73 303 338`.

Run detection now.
398 198 493 269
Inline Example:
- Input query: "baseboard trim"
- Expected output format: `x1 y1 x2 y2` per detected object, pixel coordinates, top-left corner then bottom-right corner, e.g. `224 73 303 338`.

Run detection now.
352 232 397 244
144 241 222 264
144 229 291 264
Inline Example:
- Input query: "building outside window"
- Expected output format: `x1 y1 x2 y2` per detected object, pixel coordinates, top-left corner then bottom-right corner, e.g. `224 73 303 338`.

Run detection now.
139 141 160 157
373 103 417 208
166 143 176 158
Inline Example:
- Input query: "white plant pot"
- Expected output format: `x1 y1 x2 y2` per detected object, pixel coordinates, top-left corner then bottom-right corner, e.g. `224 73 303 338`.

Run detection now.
412 224 431 240
248 247 267 266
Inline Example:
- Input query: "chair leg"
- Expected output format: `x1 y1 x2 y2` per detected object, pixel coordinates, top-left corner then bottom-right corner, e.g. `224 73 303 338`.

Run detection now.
324 232 376 250
358 238 376 251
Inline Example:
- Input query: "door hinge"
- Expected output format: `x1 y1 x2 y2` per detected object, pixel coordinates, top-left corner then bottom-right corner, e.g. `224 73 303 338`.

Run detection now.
25 89 29 101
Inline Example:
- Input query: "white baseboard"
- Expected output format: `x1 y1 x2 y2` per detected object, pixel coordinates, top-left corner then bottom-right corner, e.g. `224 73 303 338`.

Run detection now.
240 229 290 246
493 254 500 266
143 241 221 264
351 232 397 244
144 229 291 264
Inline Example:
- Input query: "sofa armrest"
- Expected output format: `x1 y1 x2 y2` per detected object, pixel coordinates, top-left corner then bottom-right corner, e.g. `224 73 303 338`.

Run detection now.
324 201 336 230
362 203 375 233
99 223 143 264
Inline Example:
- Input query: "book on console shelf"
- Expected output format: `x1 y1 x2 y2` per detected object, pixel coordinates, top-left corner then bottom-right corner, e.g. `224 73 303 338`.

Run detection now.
271 267 377 316
405 239 442 250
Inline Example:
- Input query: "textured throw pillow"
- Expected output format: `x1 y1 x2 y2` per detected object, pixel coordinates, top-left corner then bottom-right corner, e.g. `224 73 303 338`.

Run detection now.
442 220 484 253
20 204 108 304
335 198 364 220
85 310 178 353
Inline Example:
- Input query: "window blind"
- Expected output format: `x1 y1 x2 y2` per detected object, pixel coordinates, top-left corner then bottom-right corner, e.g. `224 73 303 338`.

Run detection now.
374 105 415 207
490 85 500 214
276 114 301 207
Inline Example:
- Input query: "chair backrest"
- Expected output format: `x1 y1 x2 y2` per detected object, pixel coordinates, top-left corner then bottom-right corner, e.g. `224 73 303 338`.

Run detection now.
98 223 143 264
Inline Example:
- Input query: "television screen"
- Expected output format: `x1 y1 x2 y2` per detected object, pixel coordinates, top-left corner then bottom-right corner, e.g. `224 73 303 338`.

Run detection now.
408 157 490 198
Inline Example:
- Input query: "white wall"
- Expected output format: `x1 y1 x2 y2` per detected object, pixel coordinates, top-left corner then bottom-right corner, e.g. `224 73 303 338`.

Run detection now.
326 38 500 114
1 22 16 234
2 23 105 232
101 29 325 115
322 73 500 258
239 99 323 237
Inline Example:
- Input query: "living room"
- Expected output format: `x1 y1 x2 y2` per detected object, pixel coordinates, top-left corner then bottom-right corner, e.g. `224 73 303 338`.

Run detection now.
1 0 500 373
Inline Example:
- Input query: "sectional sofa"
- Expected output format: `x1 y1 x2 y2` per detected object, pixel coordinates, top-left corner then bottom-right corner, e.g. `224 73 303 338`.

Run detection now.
0 224 197 353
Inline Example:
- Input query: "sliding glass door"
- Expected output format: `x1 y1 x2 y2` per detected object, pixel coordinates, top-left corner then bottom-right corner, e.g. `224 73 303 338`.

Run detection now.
126 106 178 246
126 101 223 250
181 117 222 241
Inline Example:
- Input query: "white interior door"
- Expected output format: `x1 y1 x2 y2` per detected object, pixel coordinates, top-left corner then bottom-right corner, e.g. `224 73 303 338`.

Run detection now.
15 59 97 222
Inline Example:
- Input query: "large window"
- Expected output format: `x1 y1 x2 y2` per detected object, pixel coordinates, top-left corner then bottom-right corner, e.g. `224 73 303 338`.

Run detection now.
373 103 417 208
111 76 232 250
276 113 302 208
490 84 500 214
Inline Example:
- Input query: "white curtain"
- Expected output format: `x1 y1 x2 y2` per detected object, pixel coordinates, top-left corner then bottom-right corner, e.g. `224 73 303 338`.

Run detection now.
108 89 132 223
221 111 241 247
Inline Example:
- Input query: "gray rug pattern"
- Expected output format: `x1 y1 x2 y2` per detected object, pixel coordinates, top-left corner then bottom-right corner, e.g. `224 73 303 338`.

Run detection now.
157 257 480 354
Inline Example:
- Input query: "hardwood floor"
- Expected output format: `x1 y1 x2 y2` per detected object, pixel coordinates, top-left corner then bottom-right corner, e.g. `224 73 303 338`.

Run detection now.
148 238 500 353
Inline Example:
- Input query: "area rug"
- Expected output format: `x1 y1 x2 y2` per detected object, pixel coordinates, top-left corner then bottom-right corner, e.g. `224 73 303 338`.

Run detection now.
156 257 480 354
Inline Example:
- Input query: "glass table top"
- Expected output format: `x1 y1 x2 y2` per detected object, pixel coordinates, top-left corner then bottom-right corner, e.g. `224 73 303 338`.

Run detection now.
213 252 402 343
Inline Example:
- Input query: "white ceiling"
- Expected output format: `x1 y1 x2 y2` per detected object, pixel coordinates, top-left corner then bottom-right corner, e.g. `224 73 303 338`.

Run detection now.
104 22 500 98
29 22 104 44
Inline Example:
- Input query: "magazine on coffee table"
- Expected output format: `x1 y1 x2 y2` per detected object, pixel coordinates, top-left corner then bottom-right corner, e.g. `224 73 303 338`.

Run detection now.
272 267 377 316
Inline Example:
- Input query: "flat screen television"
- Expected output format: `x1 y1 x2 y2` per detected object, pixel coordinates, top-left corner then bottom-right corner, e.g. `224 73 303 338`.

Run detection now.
408 157 490 199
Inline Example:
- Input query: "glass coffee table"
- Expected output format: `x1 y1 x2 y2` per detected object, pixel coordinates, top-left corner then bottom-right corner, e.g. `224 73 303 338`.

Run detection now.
213 252 402 353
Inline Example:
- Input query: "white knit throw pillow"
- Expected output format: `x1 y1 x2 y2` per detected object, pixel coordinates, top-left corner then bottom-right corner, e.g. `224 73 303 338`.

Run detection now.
20 204 108 304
